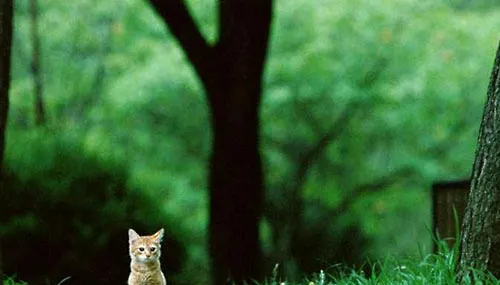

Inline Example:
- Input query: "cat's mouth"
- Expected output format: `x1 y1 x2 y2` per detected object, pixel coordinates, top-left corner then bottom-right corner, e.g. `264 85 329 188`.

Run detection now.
138 255 156 262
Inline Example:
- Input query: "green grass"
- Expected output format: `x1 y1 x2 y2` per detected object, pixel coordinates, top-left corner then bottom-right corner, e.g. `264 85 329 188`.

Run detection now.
261 239 499 285
3 240 499 285
2 277 28 285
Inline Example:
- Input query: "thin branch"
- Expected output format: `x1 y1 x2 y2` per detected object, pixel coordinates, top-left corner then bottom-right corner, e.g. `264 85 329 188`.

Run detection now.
74 17 114 122
291 95 324 135
295 108 351 184
293 98 369 185
29 0 45 125
333 166 415 216
147 0 213 80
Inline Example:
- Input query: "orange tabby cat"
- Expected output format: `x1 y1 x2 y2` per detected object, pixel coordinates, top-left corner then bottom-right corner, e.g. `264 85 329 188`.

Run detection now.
128 228 166 285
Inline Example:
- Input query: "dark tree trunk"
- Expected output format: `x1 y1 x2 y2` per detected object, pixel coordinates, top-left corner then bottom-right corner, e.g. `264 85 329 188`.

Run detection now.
29 0 45 125
206 2 271 283
0 0 14 282
207 78 264 284
148 1 273 283
458 41 500 279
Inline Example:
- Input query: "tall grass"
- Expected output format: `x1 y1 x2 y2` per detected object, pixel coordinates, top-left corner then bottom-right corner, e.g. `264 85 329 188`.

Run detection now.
262 238 499 285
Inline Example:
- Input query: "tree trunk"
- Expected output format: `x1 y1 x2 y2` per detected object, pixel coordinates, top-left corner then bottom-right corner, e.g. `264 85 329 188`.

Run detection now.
29 0 45 125
458 41 500 279
206 2 271 283
147 1 273 283
207 77 264 284
0 0 14 282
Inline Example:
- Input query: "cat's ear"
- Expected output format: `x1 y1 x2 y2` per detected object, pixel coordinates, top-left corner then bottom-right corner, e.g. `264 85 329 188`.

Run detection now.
128 229 140 244
153 228 164 242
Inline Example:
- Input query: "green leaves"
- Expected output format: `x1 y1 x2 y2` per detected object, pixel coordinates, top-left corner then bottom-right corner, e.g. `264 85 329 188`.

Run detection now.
5 0 500 282
263 0 500 263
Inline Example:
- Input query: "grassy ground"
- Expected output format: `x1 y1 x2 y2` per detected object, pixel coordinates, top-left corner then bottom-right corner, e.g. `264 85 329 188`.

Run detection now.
262 240 499 285
3 241 499 285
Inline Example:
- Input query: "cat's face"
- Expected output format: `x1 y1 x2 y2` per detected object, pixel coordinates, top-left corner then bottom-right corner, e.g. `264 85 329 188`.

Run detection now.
128 228 164 263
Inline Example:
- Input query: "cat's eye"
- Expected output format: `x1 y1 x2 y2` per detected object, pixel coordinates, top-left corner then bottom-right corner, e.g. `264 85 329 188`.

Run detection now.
150 247 156 252
138 247 145 252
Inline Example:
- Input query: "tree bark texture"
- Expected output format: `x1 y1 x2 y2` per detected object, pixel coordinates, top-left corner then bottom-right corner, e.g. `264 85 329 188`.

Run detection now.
0 0 14 282
148 1 273 284
458 41 500 278
29 0 45 125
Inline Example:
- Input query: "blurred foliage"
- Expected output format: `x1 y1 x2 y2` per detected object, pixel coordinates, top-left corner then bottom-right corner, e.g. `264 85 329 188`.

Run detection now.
1 129 185 284
263 0 499 270
447 0 500 10
3 0 500 283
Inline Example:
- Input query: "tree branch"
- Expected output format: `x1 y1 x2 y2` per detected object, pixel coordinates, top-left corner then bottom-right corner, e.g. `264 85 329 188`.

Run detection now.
30 0 45 126
147 0 213 80
334 166 415 216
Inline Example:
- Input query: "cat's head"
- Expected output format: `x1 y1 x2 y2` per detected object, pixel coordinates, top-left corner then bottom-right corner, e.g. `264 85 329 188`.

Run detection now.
128 228 164 263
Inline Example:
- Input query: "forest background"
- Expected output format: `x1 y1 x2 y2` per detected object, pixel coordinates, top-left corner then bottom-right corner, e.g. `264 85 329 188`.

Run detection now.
1 0 500 284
